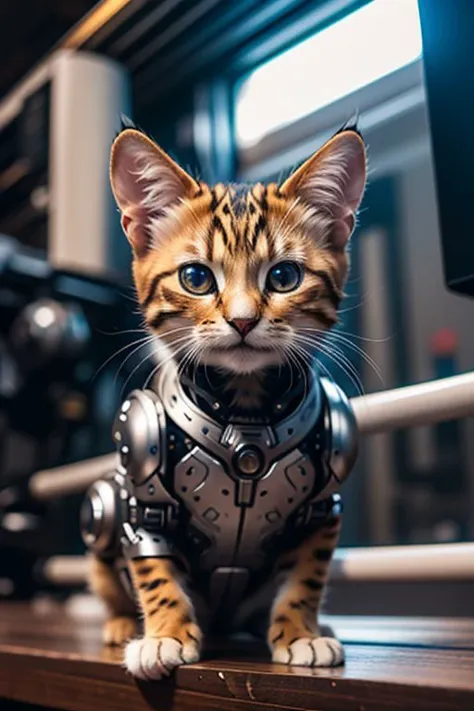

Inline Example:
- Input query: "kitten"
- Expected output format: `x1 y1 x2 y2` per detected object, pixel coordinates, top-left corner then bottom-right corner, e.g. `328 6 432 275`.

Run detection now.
90 124 366 679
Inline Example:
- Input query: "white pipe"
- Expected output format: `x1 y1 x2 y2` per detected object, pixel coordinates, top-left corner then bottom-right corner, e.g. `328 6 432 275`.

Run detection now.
352 371 474 435
42 543 474 587
42 555 91 586
29 372 474 500
29 453 118 500
330 542 474 582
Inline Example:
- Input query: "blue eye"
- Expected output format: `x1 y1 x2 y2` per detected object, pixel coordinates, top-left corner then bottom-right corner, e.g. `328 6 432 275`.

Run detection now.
179 263 216 295
266 261 302 293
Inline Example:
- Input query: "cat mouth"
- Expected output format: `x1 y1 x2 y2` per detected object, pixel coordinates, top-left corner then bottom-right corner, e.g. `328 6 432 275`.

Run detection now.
222 343 273 353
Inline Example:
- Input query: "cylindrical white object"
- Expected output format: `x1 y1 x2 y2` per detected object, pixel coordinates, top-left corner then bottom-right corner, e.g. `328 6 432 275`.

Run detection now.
29 453 117 500
0 49 131 276
29 372 474 500
41 542 474 588
331 542 474 582
42 555 91 586
352 371 474 435
49 50 131 275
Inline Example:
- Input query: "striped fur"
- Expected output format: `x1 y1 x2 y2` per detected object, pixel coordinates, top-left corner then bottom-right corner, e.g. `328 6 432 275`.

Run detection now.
94 126 367 677
109 127 366 380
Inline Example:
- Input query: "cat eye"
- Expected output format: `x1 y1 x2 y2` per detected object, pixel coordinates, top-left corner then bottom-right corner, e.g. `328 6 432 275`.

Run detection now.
266 261 302 293
179 263 216 295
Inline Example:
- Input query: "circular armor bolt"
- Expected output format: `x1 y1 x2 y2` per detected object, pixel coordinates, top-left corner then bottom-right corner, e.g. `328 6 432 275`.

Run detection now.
80 480 118 553
236 447 262 475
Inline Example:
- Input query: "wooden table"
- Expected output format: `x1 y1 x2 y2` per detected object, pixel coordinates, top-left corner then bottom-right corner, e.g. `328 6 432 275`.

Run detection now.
1 602 474 710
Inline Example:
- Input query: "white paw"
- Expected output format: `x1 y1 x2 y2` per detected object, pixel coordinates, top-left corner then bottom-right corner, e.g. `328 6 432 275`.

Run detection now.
124 637 200 680
272 637 344 667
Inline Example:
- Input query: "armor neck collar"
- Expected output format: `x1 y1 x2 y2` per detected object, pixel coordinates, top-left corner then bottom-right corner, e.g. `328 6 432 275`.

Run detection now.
157 359 323 467
178 363 310 425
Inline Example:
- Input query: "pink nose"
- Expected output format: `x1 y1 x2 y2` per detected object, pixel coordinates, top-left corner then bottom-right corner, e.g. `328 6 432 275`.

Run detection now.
230 318 259 338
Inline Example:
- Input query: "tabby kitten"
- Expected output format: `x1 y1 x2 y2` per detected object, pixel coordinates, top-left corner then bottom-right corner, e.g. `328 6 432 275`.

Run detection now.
90 124 366 679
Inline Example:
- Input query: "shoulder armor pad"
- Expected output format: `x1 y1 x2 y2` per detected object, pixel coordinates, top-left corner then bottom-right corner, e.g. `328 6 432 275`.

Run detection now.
113 389 166 486
320 377 359 489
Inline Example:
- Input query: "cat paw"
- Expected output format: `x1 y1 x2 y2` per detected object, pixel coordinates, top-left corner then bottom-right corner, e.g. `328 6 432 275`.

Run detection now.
272 636 344 667
103 616 138 646
124 637 200 680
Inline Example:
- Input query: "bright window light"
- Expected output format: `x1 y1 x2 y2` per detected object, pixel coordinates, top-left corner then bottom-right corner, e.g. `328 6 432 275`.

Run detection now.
236 0 423 148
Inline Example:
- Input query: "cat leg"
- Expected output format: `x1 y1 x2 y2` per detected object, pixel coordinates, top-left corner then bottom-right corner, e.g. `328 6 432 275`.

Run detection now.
89 555 138 646
124 558 203 680
268 515 344 667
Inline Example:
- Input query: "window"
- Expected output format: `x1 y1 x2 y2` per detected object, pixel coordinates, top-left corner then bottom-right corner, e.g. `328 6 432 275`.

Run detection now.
236 0 423 149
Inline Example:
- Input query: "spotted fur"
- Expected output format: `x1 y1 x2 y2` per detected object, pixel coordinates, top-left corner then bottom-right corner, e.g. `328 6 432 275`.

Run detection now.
89 125 367 678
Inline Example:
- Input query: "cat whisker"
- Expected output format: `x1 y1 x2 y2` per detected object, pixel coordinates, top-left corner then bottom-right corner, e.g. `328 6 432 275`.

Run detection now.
325 333 385 386
295 338 362 395
285 345 310 403
337 295 372 315
112 325 193 387
142 339 194 390
113 336 157 386
298 327 384 386
295 334 364 395
299 326 391 344
121 334 193 398
92 334 156 383
96 328 147 337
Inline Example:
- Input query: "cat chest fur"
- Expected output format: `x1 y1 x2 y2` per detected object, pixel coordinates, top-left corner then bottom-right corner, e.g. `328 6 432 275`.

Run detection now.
81 361 358 610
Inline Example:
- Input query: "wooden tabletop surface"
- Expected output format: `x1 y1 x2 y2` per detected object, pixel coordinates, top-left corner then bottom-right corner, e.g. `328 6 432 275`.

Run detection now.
1 601 474 710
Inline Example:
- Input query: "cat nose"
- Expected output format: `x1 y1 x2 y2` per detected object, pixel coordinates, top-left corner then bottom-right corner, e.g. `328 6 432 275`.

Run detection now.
229 318 259 338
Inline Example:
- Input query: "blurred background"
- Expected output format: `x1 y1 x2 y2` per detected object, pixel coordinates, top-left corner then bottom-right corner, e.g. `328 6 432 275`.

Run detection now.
0 0 473 607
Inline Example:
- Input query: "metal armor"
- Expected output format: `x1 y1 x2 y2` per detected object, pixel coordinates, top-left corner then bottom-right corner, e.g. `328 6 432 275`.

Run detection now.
81 361 358 611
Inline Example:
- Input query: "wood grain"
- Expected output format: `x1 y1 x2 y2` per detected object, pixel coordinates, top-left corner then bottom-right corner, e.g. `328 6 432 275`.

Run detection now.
1 603 474 710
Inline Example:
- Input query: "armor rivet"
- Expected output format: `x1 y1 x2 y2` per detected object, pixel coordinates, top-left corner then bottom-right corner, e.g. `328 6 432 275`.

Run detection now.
236 447 262 475
122 400 131 413
148 484 155 495
150 445 157 455
212 402 220 410
121 445 129 454
114 431 121 441
119 413 127 422
276 403 282 410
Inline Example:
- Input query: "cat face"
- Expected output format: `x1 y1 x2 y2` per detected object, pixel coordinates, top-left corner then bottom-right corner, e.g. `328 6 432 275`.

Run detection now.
110 127 366 375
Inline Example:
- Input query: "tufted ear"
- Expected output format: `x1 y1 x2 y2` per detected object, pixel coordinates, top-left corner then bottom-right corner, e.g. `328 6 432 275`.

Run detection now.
280 129 367 249
110 128 198 256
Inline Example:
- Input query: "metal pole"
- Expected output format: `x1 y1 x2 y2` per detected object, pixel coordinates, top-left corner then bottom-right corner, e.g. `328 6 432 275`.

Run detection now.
352 371 474 435
28 372 474 500
29 453 117 500
42 555 91 586
42 543 474 587
330 542 474 582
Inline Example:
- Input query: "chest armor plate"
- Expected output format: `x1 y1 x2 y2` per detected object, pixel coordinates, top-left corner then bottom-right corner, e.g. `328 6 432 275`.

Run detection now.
81 361 357 610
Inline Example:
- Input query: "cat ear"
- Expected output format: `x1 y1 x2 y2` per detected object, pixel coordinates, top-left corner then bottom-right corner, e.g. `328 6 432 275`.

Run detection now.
280 129 367 249
110 128 198 256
